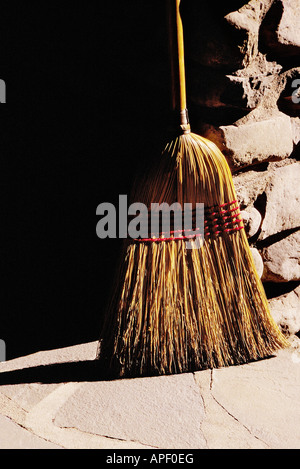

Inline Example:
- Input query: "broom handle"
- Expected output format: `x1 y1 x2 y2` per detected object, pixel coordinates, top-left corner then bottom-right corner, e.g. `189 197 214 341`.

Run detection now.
167 0 190 131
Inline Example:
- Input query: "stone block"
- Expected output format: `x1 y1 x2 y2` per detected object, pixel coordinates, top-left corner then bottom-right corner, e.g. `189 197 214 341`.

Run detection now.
205 112 293 168
233 168 269 208
241 206 262 238
250 247 264 278
225 0 274 66
260 0 300 59
261 230 300 282
269 284 300 336
54 373 207 449
259 162 300 240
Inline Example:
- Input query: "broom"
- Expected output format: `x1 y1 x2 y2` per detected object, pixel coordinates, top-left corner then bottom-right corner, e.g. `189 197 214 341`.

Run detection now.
97 0 288 378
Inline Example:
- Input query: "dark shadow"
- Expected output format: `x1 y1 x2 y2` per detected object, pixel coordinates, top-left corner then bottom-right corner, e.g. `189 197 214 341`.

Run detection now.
189 104 249 127
0 360 116 385
263 281 300 300
0 1 170 360
256 226 300 250
0 353 278 386
253 191 267 222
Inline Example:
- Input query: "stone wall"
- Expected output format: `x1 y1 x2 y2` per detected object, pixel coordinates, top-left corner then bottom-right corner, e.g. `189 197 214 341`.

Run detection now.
183 0 300 340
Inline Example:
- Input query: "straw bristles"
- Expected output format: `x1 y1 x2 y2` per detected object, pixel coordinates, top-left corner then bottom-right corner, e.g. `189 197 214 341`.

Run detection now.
97 133 288 377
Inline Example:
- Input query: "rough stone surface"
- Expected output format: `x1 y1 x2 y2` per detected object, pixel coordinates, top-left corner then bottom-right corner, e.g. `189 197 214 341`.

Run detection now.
233 168 269 208
277 0 300 49
261 230 300 282
225 0 274 66
259 162 300 240
250 247 264 278
226 53 283 109
260 0 300 58
291 117 300 146
268 284 300 336
0 342 300 449
241 206 262 238
0 415 62 449
202 349 300 449
193 369 269 449
54 374 207 449
187 1 299 306
205 112 293 169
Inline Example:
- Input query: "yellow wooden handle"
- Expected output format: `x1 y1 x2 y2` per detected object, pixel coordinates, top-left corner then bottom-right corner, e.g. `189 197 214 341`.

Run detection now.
167 0 189 130
175 0 187 113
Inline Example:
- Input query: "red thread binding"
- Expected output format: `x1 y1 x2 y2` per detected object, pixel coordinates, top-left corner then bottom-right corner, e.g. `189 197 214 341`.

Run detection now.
135 200 244 243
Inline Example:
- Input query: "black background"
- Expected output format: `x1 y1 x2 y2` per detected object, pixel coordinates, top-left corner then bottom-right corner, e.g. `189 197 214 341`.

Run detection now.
0 1 171 359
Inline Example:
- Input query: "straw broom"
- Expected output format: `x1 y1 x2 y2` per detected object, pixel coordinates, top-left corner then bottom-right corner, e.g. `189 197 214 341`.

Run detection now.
97 0 288 378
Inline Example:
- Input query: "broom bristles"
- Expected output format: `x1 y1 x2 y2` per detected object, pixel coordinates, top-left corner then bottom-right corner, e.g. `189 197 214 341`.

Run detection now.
97 133 289 377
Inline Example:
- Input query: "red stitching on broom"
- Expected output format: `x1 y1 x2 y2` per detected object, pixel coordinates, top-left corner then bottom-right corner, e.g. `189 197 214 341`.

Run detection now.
216 200 238 208
135 200 244 243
